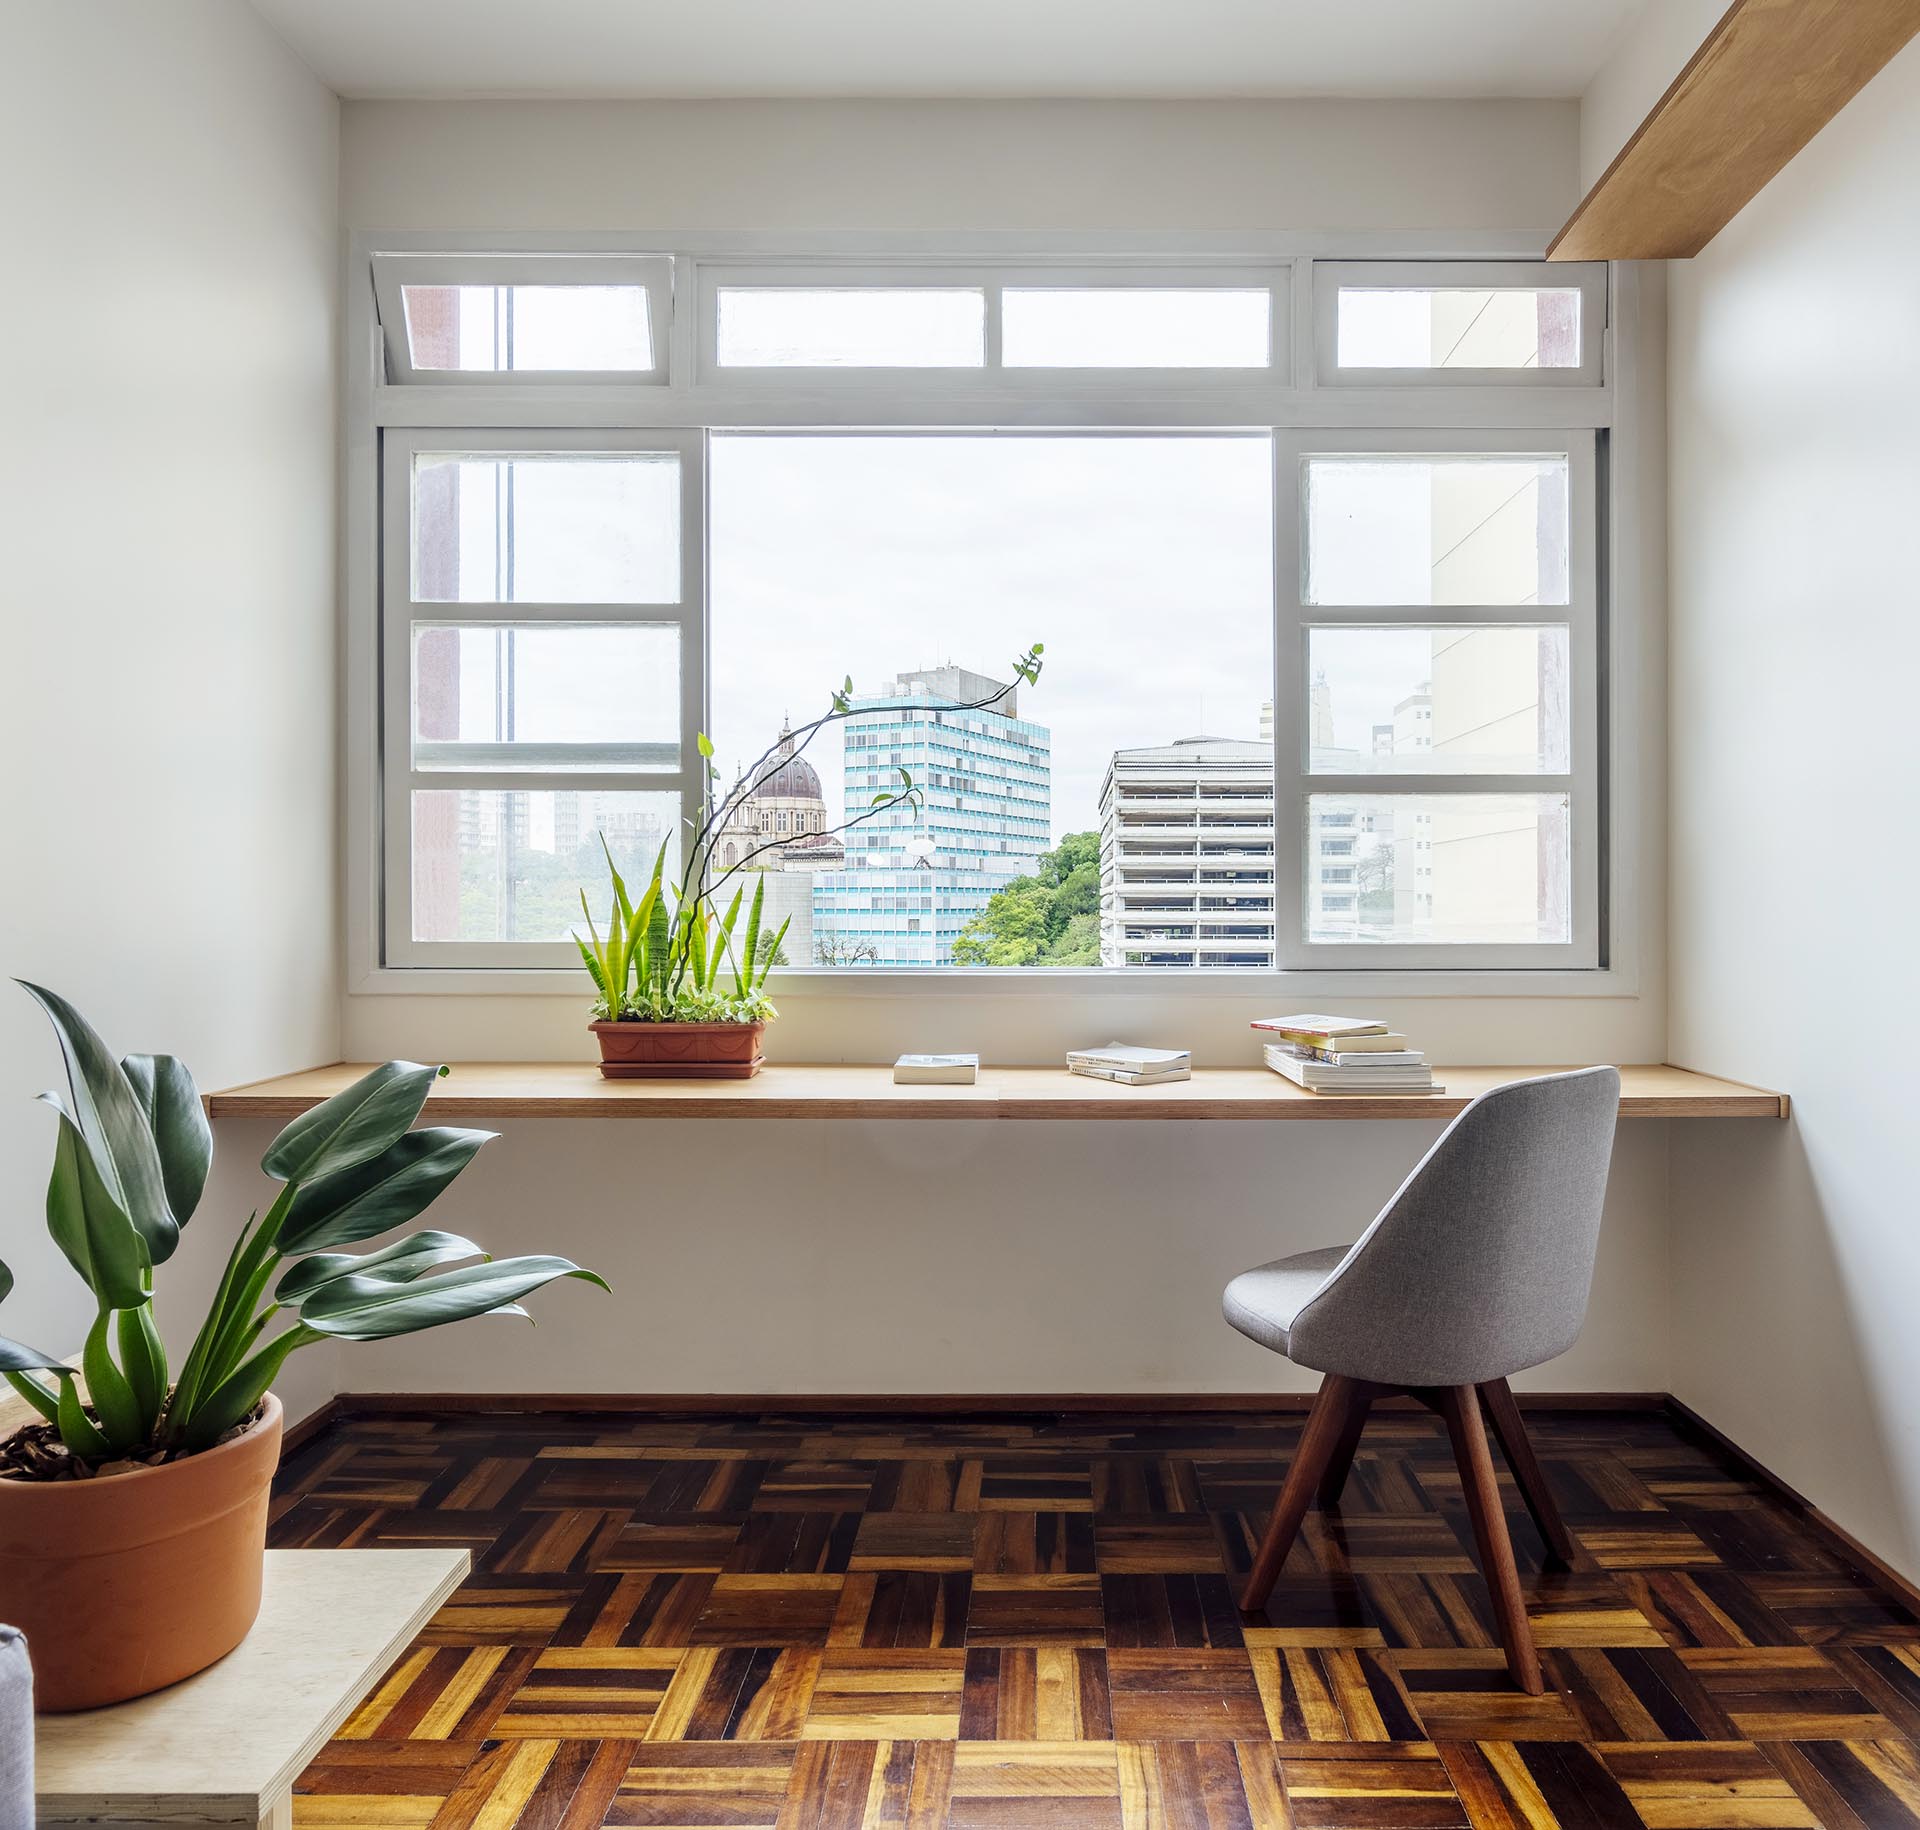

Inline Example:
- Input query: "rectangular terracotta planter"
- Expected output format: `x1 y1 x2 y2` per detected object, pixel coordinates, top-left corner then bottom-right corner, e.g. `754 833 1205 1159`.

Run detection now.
590 1019 766 1079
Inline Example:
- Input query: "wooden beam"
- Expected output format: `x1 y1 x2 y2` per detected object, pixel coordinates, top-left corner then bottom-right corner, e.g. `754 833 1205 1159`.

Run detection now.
1549 0 1920 261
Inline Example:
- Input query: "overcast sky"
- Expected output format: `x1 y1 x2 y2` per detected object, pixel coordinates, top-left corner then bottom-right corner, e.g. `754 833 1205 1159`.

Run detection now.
709 434 1274 840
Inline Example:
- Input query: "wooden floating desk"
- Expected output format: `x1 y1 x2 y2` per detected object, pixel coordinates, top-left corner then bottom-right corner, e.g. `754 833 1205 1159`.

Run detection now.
211 1062 1787 1123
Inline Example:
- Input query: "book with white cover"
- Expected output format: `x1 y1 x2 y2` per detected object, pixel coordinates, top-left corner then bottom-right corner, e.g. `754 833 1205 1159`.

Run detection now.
1250 1014 1388 1040
1269 1045 1427 1067
1069 1062 1192 1085
1066 1044 1191 1072
1265 1049 1440 1095
894 1054 980 1084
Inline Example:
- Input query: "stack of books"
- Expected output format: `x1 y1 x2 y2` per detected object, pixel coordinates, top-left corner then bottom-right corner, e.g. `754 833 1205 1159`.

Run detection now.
894 1054 980 1085
1252 1014 1442 1097
1067 1044 1191 1086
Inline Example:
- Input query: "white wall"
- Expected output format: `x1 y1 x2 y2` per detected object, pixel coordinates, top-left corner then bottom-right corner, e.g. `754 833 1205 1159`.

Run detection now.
0 1 341 1414
1662 39 1920 1576
342 97 1579 235
1578 0 1726 190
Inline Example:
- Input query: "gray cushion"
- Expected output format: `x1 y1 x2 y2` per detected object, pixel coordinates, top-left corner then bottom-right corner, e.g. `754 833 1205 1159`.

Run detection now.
0 1625 30 1822
1222 1245 1352 1355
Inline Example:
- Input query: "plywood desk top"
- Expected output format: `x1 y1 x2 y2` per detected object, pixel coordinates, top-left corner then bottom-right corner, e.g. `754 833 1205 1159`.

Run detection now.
210 1061 1788 1122
36 1548 467 1828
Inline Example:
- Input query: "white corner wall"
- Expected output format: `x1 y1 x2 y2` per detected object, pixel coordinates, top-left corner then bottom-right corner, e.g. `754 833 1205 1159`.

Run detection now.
0 1 342 1414
1663 40 1920 1576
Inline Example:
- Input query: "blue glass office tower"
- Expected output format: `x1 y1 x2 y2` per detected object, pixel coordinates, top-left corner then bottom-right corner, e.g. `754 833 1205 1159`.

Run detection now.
812 666 1051 966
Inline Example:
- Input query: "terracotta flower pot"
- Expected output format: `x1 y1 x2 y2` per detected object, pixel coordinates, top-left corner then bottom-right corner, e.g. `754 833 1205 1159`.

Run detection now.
591 1019 766 1079
0 1391 283 1711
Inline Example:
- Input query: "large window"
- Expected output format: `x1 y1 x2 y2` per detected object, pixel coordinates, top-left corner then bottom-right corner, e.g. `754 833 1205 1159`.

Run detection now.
358 245 1614 976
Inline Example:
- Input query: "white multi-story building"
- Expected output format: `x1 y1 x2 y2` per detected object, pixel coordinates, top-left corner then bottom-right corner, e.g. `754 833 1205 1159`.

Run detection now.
1098 738 1278 968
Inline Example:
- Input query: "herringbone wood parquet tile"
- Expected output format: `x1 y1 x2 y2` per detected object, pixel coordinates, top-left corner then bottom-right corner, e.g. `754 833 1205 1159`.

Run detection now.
276 1407 1920 1827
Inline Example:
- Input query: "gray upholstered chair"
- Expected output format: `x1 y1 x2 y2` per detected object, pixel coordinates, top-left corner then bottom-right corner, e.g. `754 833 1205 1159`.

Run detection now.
0 1625 30 1824
1223 1066 1621 1694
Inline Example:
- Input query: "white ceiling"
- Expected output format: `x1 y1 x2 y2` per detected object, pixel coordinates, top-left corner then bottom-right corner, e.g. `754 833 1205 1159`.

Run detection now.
246 0 1650 101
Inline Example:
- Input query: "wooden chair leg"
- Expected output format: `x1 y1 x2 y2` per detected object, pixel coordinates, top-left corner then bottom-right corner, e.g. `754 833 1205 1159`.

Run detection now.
1477 1379 1575 1565
1439 1385 1544 1695
1317 1382 1377 1504
1239 1374 1356 1613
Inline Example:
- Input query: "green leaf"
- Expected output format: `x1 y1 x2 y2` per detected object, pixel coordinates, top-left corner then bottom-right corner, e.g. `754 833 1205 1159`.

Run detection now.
697 730 714 759
18 982 178 1265
275 1229 484 1304
758 916 792 990
740 875 765 996
599 831 634 926
83 1309 144 1452
122 1053 212 1229
44 1101 149 1309
0 1331 71 1377
296 1256 608 1341
180 1325 317 1453
277 1126 491 1255
2 1369 62 1424
261 1061 447 1185
56 1375 113 1460
117 1302 168 1433
575 930 609 1000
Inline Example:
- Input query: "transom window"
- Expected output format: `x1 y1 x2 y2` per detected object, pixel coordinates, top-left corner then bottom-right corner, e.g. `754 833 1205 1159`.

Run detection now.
357 244 1613 977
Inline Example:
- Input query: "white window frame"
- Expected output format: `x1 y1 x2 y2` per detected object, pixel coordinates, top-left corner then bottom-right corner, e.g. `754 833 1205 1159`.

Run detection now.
379 426 706 968
371 252 676 386
345 232 1644 998
1311 260 1608 389
1271 427 1601 970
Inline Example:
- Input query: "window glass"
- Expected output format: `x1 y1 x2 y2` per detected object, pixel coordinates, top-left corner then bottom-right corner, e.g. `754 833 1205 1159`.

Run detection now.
411 453 681 603
1305 626 1570 774
402 284 653 371
1304 793 1571 944
410 790 678 943
715 288 985 367
711 434 1272 969
1002 289 1269 368
1337 287 1581 369
1305 455 1569 606
411 624 680 770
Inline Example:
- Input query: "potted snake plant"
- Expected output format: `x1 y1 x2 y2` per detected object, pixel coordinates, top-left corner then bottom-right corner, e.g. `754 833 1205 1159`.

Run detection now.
580 648 1044 1078
0 984 605 1711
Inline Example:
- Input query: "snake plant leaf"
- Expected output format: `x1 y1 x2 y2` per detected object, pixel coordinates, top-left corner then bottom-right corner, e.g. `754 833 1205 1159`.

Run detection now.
82 1309 144 1451
740 874 764 994
275 1229 484 1304
262 1061 447 1186
122 1052 212 1227
296 1255 608 1341
758 916 792 991
43 1100 149 1310
18 981 178 1265
277 1127 492 1256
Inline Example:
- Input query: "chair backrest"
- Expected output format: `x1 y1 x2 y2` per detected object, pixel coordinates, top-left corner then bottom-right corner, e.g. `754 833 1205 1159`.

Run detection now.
1285 1066 1621 1389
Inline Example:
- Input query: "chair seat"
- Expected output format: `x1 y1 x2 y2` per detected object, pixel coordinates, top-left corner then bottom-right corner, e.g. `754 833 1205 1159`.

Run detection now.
1222 1244 1352 1357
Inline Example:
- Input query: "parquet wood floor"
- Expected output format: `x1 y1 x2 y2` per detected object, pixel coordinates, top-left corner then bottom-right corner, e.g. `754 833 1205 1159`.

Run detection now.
273 1407 1920 1829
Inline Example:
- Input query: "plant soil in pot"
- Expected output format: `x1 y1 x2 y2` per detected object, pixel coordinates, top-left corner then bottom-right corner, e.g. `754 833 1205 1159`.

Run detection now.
591 1018 766 1078
0 1394 283 1711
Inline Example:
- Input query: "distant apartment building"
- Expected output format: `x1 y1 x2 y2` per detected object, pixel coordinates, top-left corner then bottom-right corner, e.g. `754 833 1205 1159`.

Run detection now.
813 666 1051 966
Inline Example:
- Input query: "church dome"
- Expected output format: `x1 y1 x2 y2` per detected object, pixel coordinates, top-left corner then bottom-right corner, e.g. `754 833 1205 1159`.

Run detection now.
748 721 822 804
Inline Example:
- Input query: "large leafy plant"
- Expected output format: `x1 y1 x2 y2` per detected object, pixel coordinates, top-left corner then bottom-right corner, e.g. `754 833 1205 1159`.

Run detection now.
581 648 1045 1021
0 985 604 1464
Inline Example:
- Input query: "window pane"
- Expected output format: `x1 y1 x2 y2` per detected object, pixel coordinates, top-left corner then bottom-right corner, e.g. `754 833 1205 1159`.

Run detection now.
1337 287 1581 369
1305 455 1569 606
1305 793 1571 944
410 790 677 944
412 624 680 770
412 453 681 603
715 288 985 367
1306 626 1570 774
1002 289 1269 367
711 434 1272 969
402 284 653 371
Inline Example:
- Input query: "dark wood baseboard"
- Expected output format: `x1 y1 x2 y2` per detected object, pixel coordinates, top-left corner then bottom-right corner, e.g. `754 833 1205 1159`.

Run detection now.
1664 1394 1920 1618
326 1388 1669 1418
279 1394 343 1453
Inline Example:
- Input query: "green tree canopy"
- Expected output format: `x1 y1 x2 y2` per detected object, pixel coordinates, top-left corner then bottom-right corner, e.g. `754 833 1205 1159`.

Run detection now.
951 832 1103 966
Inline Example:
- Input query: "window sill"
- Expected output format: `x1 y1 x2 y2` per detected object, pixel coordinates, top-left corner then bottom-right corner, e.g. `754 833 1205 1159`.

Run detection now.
348 963 1641 1000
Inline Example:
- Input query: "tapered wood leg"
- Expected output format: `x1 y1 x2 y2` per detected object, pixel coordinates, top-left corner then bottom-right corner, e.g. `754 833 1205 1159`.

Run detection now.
1317 1381 1378 1504
1439 1384 1543 1694
1478 1378 1576 1565
1239 1374 1356 1612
